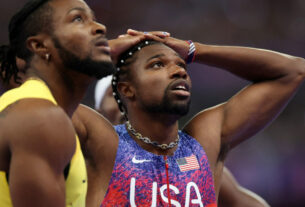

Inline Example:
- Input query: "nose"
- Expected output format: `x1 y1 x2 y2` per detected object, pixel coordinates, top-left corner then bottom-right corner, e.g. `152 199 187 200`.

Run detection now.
169 65 188 79
92 22 107 36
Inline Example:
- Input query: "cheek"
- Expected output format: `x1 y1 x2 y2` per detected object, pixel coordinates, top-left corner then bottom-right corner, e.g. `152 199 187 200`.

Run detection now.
136 75 167 101
57 30 91 56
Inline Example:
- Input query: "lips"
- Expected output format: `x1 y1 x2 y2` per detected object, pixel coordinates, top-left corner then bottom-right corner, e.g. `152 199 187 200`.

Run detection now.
95 38 110 54
95 40 108 47
169 80 191 97
170 80 190 91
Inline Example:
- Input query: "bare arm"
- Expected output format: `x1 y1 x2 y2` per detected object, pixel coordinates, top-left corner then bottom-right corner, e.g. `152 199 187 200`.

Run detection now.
219 167 270 207
7 100 75 207
185 42 305 147
172 38 305 193
126 31 305 150
73 104 118 207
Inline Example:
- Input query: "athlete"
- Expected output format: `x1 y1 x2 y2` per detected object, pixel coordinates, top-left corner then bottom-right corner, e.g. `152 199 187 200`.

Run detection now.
73 30 305 206
91 73 270 207
0 0 115 206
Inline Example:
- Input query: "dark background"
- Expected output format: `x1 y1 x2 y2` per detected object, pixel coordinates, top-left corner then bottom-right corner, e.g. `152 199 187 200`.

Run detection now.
1 0 304 206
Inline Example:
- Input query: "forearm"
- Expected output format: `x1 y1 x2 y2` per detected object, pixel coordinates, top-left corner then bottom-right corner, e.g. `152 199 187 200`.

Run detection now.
194 43 305 82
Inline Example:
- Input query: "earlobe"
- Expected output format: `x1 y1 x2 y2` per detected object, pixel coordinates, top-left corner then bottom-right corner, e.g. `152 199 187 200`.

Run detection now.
117 82 135 99
26 35 49 60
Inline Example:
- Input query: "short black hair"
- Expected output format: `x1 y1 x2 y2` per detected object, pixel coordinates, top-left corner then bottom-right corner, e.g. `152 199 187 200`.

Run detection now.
111 40 162 119
0 0 53 83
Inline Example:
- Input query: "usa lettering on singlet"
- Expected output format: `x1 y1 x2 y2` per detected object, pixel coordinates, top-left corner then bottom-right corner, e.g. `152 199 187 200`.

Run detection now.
101 124 217 207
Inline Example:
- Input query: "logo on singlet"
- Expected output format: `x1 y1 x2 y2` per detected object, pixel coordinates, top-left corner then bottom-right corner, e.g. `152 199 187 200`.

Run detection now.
132 155 152 164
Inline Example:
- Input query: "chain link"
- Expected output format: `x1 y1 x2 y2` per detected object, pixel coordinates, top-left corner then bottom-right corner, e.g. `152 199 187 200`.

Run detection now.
126 121 179 150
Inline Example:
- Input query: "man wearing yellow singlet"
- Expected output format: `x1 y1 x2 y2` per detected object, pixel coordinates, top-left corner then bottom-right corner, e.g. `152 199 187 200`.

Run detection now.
0 0 115 206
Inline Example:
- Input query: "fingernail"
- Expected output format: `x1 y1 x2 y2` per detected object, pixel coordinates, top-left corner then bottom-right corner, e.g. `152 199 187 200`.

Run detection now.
163 32 170 36
144 32 148 35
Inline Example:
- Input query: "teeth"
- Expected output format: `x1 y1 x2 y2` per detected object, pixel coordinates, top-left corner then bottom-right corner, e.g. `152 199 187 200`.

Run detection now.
176 85 186 90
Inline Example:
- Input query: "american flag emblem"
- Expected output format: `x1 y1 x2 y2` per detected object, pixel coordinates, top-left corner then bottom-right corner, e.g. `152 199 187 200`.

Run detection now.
176 154 200 172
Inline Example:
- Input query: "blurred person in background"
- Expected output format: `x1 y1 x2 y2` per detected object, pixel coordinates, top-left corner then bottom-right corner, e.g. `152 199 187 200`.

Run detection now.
94 75 124 125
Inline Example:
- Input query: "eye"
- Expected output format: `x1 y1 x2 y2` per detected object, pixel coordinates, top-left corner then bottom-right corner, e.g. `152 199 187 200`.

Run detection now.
150 61 164 69
178 62 187 70
73 15 83 22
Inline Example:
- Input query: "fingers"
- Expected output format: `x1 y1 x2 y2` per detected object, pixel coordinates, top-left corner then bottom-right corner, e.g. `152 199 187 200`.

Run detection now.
127 29 170 38
118 32 166 44
116 33 146 43
111 30 172 64
118 34 127 38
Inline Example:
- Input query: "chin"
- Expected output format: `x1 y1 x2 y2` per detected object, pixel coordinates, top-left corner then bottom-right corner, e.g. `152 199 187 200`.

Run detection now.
93 53 112 63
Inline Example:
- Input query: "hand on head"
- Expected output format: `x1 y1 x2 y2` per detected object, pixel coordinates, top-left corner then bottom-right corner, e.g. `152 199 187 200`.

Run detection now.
109 29 170 64
126 29 191 60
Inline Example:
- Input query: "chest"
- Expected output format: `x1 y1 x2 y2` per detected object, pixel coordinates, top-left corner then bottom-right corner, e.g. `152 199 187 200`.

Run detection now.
102 134 216 207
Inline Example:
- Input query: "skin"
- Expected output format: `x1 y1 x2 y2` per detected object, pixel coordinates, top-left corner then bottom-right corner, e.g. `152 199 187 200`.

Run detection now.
0 0 111 206
72 32 305 206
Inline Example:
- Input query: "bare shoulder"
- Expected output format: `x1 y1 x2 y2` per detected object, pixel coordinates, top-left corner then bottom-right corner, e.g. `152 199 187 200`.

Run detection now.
4 99 76 164
73 104 118 164
73 104 118 141
183 103 226 167
1 99 75 206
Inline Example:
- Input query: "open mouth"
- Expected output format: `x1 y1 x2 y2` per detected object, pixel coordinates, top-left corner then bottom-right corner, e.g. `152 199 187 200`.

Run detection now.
171 80 190 91
170 80 191 97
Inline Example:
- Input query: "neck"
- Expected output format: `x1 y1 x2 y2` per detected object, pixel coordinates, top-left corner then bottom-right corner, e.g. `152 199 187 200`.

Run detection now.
127 108 181 155
28 61 94 117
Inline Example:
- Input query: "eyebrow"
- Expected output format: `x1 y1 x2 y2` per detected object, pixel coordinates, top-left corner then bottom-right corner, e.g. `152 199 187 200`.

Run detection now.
67 7 96 20
146 54 165 63
146 52 183 63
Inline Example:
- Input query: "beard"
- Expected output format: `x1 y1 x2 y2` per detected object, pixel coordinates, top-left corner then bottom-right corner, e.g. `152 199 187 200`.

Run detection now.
52 36 115 79
141 84 191 116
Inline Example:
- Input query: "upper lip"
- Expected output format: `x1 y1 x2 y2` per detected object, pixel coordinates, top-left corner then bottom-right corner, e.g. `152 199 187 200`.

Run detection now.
94 37 109 47
169 80 190 92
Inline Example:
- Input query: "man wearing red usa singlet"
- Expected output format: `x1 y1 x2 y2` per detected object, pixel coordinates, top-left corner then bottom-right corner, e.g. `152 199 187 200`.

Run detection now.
73 30 305 206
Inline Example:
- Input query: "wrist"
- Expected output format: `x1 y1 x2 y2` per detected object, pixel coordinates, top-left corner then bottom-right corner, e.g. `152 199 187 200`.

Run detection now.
185 40 196 64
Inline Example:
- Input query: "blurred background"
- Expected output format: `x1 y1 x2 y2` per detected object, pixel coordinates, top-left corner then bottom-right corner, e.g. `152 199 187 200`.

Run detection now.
1 0 304 206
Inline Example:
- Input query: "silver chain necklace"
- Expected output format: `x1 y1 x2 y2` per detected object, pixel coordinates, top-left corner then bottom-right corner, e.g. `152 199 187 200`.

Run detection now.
125 121 179 150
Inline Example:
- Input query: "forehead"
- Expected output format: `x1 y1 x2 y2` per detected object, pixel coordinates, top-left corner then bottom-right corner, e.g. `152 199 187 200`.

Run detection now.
136 44 181 61
49 0 91 19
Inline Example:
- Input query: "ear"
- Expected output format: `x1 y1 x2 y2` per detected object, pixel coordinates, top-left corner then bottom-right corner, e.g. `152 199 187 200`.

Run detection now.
26 34 50 60
117 81 135 100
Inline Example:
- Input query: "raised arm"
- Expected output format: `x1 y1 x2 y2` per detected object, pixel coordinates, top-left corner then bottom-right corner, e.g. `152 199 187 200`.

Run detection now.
6 100 75 207
182 41 305 147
